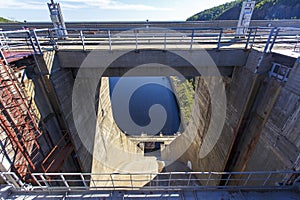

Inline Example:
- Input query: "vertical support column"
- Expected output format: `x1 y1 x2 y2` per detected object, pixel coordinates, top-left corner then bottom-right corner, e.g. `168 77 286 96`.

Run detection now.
108 30 112 51
245 28 253 49
264 28 275 53
250 28 258 49
80 30 85 51
135 32 138 51
30 30 43 55
190 29 194 50
268 28 280 53
217 29 223 50
164 33 167 50
27 31 37 55
255 28 275 73
48 29 57 50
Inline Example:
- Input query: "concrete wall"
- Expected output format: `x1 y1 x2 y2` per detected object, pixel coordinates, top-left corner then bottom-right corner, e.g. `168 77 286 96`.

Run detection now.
163 49 299 185
161 77 211 173
55 49 247 77
239 58 300 172
31 47 299 186
162 63 259 176
22 52 82 173
92 78 162 173
91 77 162 187
46 52 163 176
48 53 92 172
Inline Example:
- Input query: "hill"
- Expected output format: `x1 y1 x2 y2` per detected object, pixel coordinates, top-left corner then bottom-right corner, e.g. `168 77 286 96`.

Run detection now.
0 17 13 23
187 0 300 21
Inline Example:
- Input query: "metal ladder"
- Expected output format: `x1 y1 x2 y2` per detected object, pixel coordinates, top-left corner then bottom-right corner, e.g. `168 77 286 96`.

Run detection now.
0 61 44 179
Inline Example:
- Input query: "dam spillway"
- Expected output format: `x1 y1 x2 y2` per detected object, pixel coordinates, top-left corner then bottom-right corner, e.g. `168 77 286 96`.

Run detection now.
0 22 299 198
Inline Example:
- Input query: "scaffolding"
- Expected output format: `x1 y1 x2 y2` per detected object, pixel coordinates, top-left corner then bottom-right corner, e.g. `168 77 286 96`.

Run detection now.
0 27 80 182
0 58 45 179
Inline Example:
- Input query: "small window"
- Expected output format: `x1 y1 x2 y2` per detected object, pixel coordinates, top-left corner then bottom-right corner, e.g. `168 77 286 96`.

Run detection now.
269 63 291 82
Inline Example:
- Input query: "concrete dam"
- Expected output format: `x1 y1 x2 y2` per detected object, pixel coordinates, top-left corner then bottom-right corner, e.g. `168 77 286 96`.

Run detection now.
0 22 299 198
35 47 300 174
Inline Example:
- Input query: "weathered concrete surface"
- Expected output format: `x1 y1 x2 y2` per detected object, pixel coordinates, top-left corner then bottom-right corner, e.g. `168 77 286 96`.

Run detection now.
162 49 299 185
21 52 81 172
48 53 93 172
27 46 299 188
91 77 162 188
212 56 300 186
236 58 300 172
55 49 248 76
161 77 211 173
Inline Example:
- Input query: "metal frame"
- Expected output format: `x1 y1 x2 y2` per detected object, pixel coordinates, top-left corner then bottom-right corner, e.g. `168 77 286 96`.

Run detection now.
0 60 44 179
0 171 298 191
0 26 299 57
269 62 291 82
0 44 74 181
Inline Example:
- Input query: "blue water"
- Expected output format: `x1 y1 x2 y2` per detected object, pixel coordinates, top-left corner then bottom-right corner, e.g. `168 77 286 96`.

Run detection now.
109 77 181 135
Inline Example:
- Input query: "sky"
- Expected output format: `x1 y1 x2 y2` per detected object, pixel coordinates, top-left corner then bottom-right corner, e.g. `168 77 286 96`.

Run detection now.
0 0 233 22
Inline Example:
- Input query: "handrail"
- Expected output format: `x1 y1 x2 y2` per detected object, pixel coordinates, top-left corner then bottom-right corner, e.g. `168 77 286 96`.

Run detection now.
0 170 299 191
29 170 298 176
0 26 299 60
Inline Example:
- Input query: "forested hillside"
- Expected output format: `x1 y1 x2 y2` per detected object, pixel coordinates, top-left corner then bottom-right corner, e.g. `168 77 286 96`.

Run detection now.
187 0 300 21
0 17 13 23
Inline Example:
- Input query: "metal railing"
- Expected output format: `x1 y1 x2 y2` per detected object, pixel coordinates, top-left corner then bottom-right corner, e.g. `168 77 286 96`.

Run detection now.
0 26 299 56
0 171 299 191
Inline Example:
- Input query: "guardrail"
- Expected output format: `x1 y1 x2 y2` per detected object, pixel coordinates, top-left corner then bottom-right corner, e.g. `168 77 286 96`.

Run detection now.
0 27 299 57
0 171 299 191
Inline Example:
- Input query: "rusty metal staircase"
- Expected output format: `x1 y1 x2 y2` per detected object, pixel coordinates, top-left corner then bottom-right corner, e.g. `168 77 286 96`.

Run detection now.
0 60 44 180
0 50 77 181
0 27 86 181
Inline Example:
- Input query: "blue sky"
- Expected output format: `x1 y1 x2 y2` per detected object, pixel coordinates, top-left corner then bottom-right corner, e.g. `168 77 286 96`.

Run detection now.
0 0 232 22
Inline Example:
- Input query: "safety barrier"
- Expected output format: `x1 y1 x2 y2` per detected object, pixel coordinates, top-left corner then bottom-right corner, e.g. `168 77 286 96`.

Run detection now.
0 171 299 191
0 27 299 56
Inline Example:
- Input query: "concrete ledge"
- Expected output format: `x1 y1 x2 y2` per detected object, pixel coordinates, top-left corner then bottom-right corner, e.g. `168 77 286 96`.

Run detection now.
56 49 248 76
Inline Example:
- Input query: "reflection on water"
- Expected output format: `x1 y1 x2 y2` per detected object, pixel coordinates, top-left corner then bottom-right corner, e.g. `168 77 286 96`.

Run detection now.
109 77 181 135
